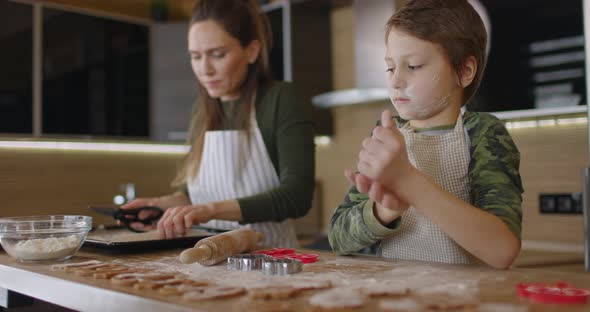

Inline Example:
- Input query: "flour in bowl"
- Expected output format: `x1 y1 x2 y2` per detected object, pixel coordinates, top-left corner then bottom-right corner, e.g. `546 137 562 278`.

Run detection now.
13 235 81 261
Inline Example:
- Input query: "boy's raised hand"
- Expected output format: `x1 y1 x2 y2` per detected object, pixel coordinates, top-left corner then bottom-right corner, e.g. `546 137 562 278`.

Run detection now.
357 109 412 191
344 109 411 220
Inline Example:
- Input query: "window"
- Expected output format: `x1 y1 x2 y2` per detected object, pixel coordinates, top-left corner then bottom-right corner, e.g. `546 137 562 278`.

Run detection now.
471 0 585 112
0 1 33 133
0 1 150 137
42 8 149 137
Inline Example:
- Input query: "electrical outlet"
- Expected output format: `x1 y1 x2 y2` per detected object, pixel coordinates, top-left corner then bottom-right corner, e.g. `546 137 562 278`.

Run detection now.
572 192 583 213
539 194 556 213
539 193 583 214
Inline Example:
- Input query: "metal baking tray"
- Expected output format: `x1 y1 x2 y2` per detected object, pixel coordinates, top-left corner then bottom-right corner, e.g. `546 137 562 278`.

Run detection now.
83 226 224 252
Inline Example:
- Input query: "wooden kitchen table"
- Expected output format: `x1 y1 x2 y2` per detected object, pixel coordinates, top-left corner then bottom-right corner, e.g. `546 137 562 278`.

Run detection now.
0 248 589 312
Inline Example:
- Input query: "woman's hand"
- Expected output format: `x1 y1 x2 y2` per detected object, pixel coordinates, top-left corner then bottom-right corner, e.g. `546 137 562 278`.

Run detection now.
120 192 190 232
357 109 415 192
157 204 214 238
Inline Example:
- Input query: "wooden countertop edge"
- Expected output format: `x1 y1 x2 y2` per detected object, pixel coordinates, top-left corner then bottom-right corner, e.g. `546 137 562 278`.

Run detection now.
0 263 193 312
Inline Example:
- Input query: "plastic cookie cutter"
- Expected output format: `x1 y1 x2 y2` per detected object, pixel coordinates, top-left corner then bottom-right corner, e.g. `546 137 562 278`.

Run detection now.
253 248 319 264
253 248 295 257
226 254 268 271
262 257 303 276
516 281 589 304
272 253 319 264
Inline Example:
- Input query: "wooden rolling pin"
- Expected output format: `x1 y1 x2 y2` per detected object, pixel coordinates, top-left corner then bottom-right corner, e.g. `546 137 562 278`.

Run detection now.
179 228 264 266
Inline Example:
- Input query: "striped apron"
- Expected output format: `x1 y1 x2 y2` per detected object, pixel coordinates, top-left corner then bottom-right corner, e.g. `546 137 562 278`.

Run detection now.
187 111 298 248
380 113 480 264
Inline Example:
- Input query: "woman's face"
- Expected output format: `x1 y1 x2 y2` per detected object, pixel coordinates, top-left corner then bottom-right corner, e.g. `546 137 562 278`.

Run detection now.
188 20 259 101
385 28 464 128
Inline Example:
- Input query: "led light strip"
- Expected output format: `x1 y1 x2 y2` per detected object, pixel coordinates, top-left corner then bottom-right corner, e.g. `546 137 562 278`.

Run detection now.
0 141 189 154
557 117 588 125
314 136 332 147
505 117 587 130
8 119 584 151
0 136 336 152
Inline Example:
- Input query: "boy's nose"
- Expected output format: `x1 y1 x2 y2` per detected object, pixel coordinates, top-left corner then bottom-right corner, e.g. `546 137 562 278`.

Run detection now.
390 71 406 89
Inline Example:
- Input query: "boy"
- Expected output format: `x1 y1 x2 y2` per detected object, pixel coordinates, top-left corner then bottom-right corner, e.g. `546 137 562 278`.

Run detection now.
328 0 523 269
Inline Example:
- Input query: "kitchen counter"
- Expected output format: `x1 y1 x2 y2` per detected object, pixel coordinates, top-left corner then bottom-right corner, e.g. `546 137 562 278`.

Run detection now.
514 249 585 269
1 248 589 312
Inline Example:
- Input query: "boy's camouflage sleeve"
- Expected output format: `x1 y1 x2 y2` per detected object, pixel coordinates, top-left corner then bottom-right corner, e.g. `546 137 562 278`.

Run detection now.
328 185 401 255
465 112 524 240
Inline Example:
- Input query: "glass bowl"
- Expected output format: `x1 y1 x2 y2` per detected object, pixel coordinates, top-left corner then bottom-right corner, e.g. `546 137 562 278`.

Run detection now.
0 215 92 262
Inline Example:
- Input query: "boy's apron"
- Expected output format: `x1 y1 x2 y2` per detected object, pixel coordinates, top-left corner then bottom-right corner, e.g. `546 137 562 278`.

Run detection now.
380 113 479 264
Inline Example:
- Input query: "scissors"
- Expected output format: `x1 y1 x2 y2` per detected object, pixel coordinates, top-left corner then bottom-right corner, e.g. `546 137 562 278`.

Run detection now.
89 206 164 233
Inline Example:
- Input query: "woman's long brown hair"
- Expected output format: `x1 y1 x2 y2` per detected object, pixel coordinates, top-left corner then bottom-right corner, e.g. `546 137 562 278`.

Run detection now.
172 0 272 187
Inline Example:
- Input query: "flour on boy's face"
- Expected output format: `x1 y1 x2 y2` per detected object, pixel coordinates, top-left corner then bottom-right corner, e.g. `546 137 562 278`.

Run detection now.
385 28 463 124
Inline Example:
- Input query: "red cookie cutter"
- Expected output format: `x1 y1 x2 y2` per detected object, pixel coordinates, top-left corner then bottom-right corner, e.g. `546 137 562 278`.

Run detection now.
273 253 319 264
253 248 295 257
253 248 319 263
516 282 589 304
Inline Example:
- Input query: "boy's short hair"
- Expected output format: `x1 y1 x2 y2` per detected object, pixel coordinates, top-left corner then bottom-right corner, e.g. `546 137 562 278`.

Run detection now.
386 0 487 105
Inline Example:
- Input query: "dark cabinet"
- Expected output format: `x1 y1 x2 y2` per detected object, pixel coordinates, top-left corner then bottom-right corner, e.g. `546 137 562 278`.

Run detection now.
0 2 150 138
471 0 585 112
265 1 334 136
42 8 150 137
0 1 33 133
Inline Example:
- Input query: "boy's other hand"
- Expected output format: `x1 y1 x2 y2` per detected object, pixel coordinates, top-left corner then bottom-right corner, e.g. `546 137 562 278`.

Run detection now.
344 169 408 214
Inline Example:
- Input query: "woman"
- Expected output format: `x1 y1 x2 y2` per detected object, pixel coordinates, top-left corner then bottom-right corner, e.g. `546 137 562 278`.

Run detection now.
123 0 315 248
